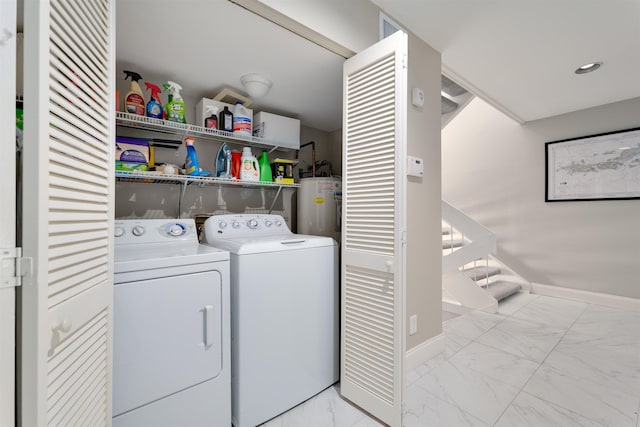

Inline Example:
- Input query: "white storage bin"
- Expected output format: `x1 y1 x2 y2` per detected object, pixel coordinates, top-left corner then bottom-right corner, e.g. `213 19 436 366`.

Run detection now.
253 112 300 149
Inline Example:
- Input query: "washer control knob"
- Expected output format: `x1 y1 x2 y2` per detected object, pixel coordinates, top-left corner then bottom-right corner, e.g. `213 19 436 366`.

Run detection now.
232 221 240 228
219 221 227 230
131 225 145 236
247 219 259 229
114 227 125 237
275 220 282 227
168 223 186 236
265 220 272 227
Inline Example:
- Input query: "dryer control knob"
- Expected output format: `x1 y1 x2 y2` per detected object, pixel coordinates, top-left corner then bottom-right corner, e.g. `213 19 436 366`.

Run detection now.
247 219 259 229
132 225 145 236
232 221 240 228
265 220 272 227
114 227 125 237
168 224 186 236
275 220 282 227
219 221 227 230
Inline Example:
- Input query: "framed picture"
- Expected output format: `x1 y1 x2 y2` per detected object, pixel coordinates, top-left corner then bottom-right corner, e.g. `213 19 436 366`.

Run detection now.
545 127 640 202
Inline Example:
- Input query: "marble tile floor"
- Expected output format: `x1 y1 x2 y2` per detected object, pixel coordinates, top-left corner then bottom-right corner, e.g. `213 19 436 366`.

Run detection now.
260 292 640 426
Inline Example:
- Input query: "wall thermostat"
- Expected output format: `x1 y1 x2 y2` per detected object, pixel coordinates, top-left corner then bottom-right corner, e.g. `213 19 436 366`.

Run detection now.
407 155 424 178
411 87 424 107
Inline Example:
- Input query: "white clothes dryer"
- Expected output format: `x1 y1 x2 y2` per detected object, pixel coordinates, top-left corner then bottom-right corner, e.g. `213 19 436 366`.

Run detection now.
113 219 230 427
203 214 339 427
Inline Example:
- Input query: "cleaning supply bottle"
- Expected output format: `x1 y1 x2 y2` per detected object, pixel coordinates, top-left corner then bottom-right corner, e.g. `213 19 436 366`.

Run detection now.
233 102 251 136
144 82 163 119
123 70 145 116
165 81 186 123
204 105 219 129
240 147 260 181
162 82 172 120
258 150 272 182
219 106 233 133
183 136 200 176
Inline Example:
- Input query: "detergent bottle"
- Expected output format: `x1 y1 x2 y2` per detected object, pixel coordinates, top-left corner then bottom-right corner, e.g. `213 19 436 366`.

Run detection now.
204 105 219 129
165 81 186 123
233 102 252 136
123 70 145 115
240 147 260 181
183 136 200 176
258 150 272 182
144 82 163 119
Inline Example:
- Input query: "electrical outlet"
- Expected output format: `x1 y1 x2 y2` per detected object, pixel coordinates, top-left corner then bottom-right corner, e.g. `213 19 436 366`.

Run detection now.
409 315 417 335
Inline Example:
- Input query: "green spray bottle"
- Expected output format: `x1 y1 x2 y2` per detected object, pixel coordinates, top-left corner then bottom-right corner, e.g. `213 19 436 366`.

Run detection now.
164 81 186 123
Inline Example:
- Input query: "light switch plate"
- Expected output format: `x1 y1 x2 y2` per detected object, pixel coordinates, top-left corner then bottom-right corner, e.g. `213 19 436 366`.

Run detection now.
412 87 424 107
407 155 424 178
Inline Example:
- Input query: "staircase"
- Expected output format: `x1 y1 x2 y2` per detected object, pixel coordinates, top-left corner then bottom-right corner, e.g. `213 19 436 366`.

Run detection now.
442 201 531 313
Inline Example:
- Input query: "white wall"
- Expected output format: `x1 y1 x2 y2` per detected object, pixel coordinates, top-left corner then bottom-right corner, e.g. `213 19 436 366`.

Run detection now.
405 32 442 348
442 96 640 299
259 0 379 53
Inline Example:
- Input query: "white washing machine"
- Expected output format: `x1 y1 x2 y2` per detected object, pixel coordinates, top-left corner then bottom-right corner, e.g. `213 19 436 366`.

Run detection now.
113 219 231 427
202 214 339 427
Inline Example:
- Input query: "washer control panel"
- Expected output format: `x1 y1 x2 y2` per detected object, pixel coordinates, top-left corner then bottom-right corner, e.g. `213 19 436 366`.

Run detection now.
204 214 291 240
114 219 197 245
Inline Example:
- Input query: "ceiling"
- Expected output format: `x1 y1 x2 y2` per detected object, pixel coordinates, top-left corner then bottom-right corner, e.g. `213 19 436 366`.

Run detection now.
101 0 640 131
115 0 345 132
373 0 640 122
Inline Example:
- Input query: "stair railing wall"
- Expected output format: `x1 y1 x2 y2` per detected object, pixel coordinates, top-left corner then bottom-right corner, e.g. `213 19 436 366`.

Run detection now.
441 200 497 273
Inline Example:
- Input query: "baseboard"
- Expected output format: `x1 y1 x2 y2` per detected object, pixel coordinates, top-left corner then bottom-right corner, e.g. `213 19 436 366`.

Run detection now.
531 282 640 312
405 333 445 372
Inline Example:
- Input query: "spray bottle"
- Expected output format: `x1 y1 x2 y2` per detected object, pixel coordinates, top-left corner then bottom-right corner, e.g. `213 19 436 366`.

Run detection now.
183 136 200 176
162 82 172 120
144 82 163 119
165 81 186 123
123 70 145 115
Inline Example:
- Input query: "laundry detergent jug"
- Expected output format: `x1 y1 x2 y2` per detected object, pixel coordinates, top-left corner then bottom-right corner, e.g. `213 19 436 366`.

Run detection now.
240 147 260 181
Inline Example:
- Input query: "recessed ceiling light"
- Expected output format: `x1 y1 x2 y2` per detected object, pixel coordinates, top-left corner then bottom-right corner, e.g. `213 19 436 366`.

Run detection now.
575 62 602 74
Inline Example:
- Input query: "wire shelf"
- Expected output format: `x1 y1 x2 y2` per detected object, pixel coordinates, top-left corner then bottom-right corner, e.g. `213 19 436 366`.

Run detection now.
115 112 289 151
115 170 300 189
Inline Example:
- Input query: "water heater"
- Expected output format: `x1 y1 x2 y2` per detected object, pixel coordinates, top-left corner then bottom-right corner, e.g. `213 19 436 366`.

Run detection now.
297 177 341 242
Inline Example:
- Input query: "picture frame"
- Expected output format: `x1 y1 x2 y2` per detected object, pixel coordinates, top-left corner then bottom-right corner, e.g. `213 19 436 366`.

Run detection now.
545 127 640 202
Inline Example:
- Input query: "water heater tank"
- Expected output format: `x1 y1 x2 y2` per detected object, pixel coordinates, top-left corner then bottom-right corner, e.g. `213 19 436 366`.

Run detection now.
297 177 341 242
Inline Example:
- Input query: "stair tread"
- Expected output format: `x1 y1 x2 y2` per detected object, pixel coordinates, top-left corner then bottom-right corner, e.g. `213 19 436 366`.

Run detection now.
481 280 522 301
462 265 500 280
442 238 464 249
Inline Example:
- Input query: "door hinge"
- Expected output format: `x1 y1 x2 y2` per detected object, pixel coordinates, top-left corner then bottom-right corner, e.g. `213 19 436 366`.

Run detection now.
1 247 32 289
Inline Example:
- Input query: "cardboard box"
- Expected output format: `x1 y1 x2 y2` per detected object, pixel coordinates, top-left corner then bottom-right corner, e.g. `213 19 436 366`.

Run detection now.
253 112 300 149
115 137 149 164
195 98 253 133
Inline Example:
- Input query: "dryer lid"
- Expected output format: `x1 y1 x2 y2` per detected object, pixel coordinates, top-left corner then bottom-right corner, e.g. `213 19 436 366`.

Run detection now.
204 234 336 255
115 242 229 273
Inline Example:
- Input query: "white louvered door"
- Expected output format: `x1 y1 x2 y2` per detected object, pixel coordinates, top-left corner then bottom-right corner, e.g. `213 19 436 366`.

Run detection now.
340 31 407 426
21 0 115 425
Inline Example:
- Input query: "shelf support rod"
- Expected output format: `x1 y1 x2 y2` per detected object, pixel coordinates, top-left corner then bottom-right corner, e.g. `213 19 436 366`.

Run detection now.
268 186 284 214
178 181 188 219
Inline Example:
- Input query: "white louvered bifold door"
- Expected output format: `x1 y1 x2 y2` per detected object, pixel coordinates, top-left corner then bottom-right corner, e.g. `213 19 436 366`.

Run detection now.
21 0 115 425
340 31 407 427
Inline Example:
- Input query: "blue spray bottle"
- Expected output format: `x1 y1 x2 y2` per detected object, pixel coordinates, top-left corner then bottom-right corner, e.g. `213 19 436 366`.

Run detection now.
144 82 163 119
183 136 200 176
